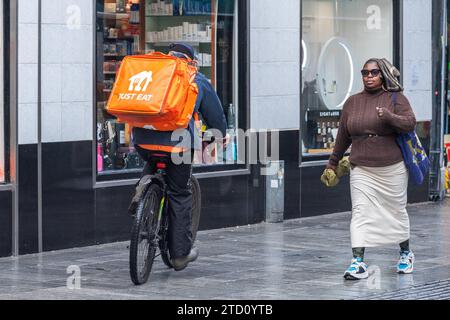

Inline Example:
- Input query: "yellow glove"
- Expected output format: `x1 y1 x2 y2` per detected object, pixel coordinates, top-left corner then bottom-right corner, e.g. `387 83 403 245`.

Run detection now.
321 168 339 187
336 156 351 178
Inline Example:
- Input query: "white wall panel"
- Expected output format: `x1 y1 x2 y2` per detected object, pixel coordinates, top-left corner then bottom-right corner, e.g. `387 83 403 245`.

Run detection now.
250 0 300 130
41 0 93 143
18 104 38 145
18 0 39 144
41 103 62 142
252 96 300 130
402 0 432 121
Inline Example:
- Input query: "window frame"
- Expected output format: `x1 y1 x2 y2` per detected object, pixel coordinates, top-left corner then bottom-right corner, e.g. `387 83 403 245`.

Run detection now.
0 0 5 185
92 0 250 186
299 0 402 167
0 0 17 189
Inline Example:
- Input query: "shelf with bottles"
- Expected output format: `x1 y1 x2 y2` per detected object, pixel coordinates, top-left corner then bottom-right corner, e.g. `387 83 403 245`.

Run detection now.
192 134 238 166
145 40 210 45
146 14 211 17
103 60 121 75
103 40 135 57
97 11 130 20
104 36 136 41
304 110 341 154
100 0 141 20
97 120 145 173
193 103 238 165
144 22 212 44
146 0 213 17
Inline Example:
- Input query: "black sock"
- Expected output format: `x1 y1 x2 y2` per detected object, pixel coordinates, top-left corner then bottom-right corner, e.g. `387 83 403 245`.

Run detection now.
400 240 410 253
352 247 365 261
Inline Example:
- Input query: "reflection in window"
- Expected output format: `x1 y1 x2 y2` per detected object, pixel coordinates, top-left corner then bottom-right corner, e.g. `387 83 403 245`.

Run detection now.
95 0 239 175
301 0 393 156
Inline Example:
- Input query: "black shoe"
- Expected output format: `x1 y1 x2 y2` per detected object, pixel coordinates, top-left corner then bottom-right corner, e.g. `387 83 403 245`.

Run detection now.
171 248 199 272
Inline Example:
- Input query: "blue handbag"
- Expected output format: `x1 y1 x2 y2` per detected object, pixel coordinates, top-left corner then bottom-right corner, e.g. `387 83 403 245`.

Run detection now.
392 93 430 185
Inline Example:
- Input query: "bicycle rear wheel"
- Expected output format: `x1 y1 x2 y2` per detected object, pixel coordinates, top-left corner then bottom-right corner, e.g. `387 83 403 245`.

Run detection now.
160 175 202 268
129 183 163 285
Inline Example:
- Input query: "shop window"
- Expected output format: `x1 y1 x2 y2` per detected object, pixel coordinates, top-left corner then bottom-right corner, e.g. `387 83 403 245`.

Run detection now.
96 0 239 176
301 0 394 158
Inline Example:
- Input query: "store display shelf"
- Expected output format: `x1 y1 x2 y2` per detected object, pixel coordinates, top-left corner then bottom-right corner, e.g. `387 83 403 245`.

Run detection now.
104 37 136 41
146 41 210 46
305 149 334 155
103 71 118 75
145 14 211 17
103 54 126 57
97 11 129 19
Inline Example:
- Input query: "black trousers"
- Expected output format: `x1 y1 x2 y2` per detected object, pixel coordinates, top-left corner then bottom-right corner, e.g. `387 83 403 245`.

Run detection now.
135 146 193 259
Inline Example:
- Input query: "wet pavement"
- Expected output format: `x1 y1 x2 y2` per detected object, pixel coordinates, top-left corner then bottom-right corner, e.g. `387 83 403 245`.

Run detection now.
0 199 449 300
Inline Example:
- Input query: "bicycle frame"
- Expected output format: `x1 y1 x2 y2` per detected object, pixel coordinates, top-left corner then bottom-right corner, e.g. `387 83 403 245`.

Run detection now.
130 152 200 284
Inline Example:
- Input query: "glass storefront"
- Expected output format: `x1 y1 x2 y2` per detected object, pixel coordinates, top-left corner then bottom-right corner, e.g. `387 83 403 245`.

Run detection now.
0 0 5 183
95 0 239 175
301 0 394 157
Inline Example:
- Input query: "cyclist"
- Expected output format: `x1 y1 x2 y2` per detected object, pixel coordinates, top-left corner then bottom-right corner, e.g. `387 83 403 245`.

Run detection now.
129 43 228 271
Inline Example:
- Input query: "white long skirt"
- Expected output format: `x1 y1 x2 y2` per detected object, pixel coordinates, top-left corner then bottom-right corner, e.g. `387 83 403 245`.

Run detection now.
350 161 410 248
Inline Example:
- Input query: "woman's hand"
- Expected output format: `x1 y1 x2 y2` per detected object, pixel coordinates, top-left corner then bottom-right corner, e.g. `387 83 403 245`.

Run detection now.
321 168 340 187
376 107 393 120
336 156 351 178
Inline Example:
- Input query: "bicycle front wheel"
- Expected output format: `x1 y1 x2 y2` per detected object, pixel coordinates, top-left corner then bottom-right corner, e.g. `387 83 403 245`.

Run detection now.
129 183 163 285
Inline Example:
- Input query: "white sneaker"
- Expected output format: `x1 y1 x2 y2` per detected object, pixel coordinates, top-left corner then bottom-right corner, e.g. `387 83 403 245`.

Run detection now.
397 251 415 274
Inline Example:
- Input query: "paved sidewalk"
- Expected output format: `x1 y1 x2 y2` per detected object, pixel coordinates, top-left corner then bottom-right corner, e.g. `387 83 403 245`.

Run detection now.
0 199 449 300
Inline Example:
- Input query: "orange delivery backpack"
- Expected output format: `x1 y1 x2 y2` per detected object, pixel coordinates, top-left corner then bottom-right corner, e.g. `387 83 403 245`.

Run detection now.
106 52 199 131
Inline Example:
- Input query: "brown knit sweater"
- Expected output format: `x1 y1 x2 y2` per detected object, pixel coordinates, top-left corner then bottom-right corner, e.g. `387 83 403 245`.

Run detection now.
327 89 416 171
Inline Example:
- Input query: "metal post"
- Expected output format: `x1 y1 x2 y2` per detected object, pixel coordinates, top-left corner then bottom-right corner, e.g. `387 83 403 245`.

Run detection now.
37 0 42 253
429 0 447 201
9 0 19 256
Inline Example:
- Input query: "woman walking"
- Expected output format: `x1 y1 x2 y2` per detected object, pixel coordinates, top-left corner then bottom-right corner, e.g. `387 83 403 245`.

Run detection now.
324 58 417 280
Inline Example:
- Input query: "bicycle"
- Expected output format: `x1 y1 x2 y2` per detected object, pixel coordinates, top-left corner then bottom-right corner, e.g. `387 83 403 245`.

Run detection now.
129 154 201 285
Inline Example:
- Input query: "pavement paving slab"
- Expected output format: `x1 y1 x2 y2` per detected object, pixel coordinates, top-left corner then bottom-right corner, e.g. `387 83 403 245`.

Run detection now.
0 199 449 300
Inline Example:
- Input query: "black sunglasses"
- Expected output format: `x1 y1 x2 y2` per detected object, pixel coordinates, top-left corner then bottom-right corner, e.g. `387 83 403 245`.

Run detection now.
361 69 381 77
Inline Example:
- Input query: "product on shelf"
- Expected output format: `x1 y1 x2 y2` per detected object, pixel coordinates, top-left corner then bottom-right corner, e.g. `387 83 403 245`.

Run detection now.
130 2 140 24
147 0 212 16
103 60 121 73
147 0 174 15
145 22 211 43
306 110 341 152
